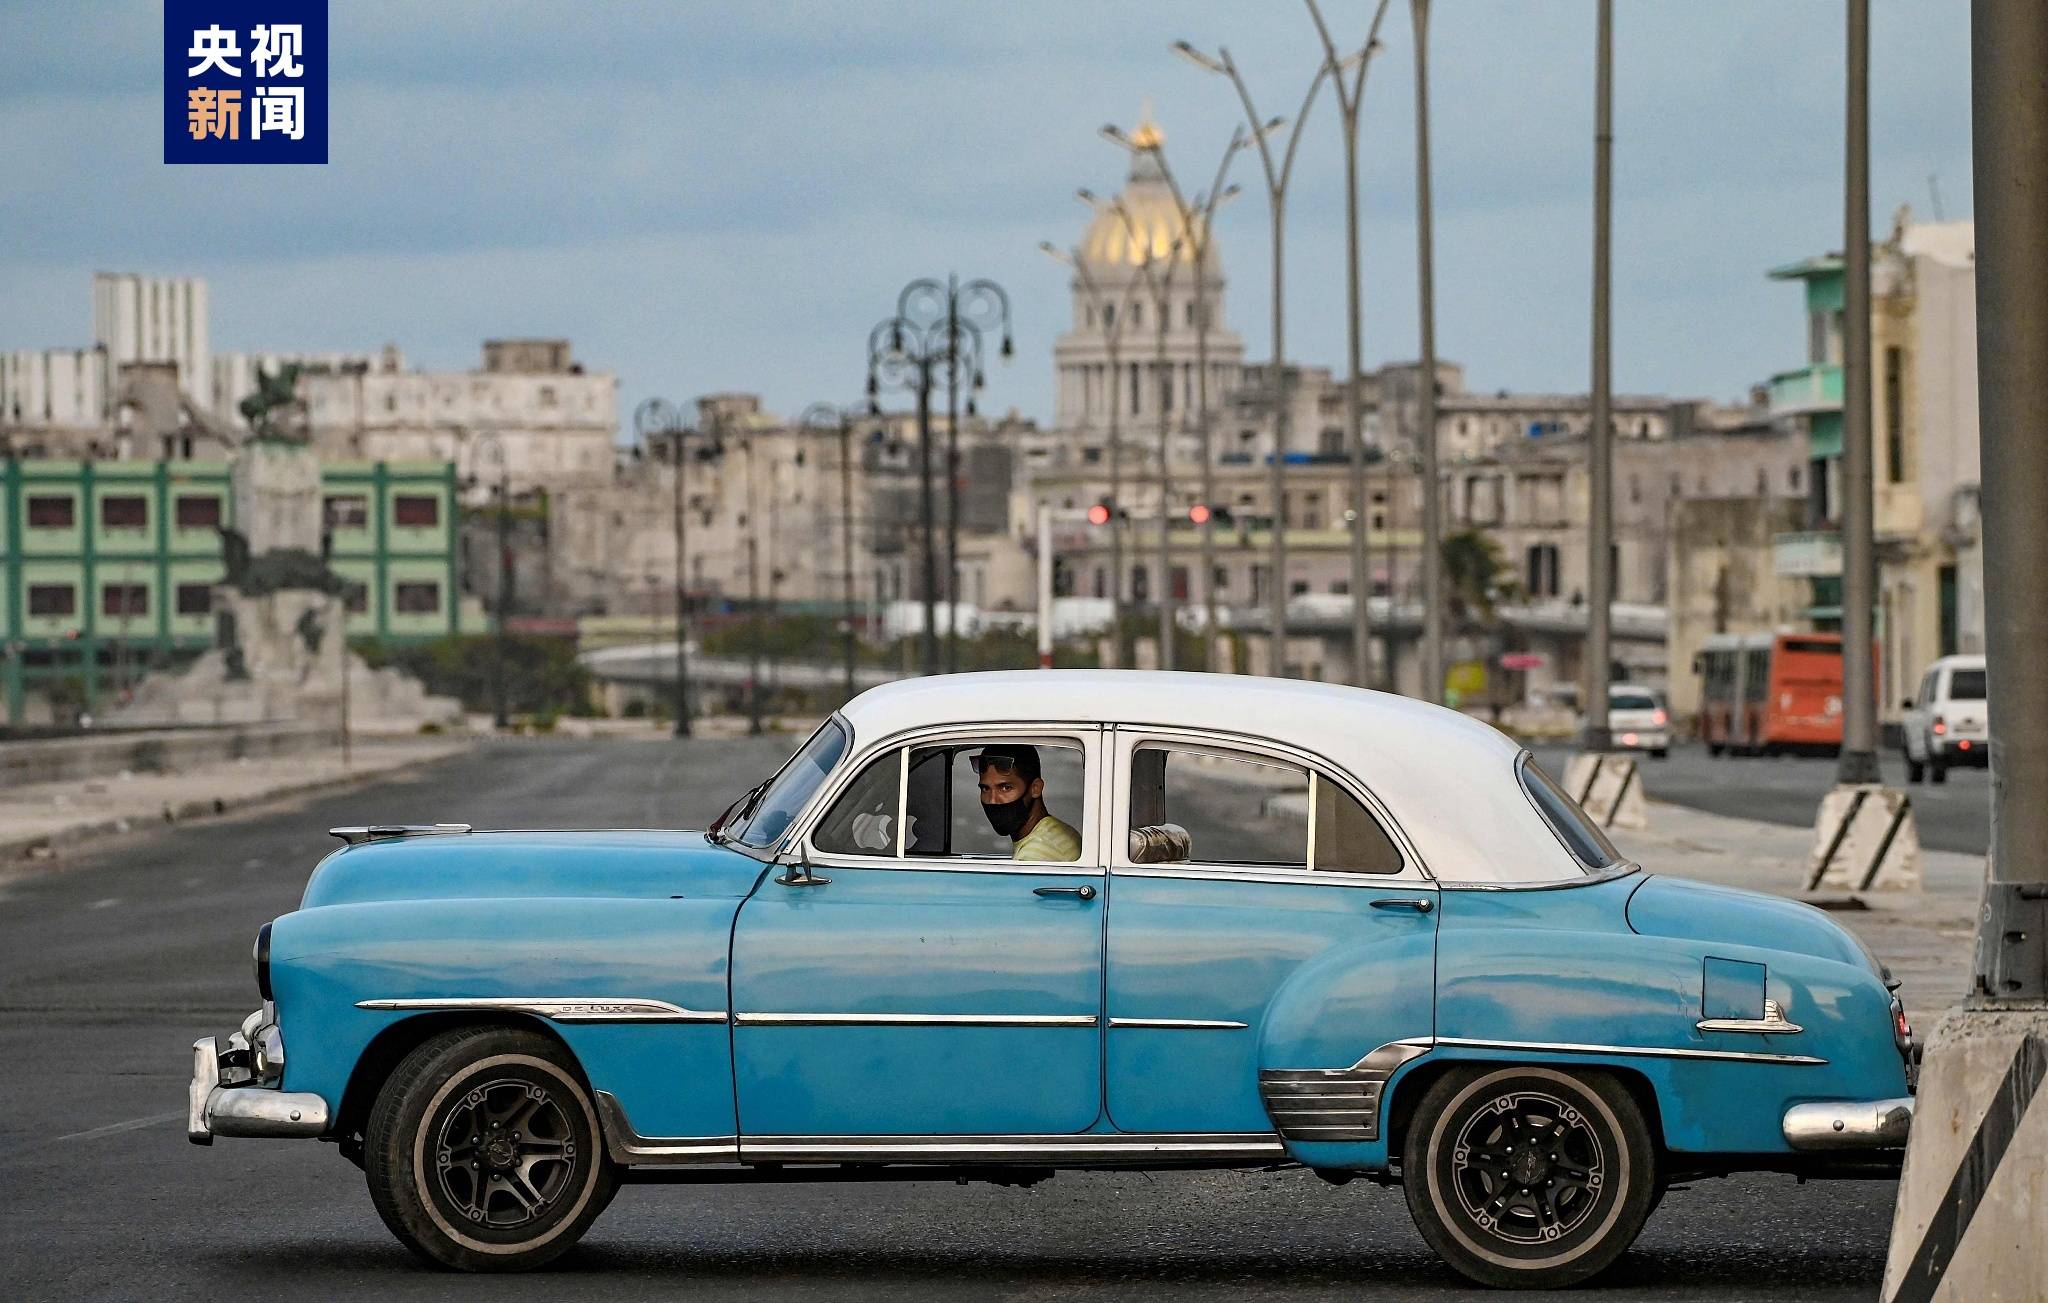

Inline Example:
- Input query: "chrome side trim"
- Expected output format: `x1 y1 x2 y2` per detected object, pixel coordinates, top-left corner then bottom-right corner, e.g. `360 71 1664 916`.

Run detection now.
1698 998 1806 1035
354 996 728 1024
594 1091 740 1166
1432 1034 1827 1066
738 1132 1289 1165
1783 1097 1914 1150
1260 1040 1432 1143
1107 1017 1250 1030
735 1012 1099 1028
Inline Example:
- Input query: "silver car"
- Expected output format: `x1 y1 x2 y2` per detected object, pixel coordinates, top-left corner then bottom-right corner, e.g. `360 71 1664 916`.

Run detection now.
1606 683 1670 758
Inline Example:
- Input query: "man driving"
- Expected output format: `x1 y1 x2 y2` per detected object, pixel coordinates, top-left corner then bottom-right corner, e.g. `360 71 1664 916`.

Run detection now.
972 745 1080 862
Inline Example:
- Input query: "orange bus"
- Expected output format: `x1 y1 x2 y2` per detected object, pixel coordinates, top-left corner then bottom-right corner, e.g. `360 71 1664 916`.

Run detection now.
1696 632 1847 756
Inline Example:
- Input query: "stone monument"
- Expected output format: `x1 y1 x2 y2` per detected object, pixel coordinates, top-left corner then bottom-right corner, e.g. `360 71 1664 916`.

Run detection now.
111 366 461 730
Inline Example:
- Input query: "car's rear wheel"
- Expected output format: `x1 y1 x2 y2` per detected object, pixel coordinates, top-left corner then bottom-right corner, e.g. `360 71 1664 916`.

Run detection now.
1905 751 1924 783
1402 1065 1656 1290
1929 755 1948 784
365 1026 618 1271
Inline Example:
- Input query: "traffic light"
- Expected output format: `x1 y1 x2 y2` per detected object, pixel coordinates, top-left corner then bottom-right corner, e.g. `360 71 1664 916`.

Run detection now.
1087 501 1112 526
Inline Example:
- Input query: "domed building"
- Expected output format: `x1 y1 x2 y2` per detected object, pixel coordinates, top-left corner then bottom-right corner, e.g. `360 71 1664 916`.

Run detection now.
1049 113 1244 469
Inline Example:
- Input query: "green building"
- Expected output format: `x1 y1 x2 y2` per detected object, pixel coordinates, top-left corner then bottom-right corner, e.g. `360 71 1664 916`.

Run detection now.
1767 254 1846 625
1 458 465 723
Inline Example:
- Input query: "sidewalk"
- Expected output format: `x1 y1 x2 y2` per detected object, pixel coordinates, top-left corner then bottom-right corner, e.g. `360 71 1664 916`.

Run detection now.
0 735 473 865
1611 801 1982 1026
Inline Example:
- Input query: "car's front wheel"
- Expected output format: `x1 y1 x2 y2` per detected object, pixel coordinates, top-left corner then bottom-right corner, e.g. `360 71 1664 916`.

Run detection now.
365 1026 618 1271
1402 1065 1657 1290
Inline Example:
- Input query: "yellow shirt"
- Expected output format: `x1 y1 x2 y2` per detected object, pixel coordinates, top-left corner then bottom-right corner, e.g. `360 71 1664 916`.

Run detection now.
1013 812 1081 862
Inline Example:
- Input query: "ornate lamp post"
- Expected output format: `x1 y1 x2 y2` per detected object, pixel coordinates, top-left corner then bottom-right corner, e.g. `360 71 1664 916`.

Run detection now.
798 402 868 704
1040 239 1145 666
888 277 1012 673
1174 38 1333 677
1100 120 1249 671
867 313 983 676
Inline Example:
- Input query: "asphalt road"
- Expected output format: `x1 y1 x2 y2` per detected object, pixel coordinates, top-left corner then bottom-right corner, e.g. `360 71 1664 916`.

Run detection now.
0 737 1901 1301
1533 740 1992 857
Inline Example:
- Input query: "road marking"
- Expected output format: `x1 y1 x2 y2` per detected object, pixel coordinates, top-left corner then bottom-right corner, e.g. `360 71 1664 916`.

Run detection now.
54 1111 183 1143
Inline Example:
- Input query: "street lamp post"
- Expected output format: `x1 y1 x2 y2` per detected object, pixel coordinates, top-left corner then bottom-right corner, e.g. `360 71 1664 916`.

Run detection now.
1837 0 1881 785
1584 0 1616 749
466 432 514 731
799 402 866 704
868 313 983 676
1099 121 1249 673
892 277 1013 673
1305 0 1394 691
1175 38 1332 678
1412 0 1444 702
1039 240 1144 666
633 397 695 736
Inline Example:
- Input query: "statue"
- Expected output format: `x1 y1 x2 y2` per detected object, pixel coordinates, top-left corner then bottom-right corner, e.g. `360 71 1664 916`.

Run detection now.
237 363 308 444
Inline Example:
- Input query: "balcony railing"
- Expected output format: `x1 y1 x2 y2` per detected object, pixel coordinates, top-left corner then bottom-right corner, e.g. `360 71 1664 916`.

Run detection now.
1768 364 1843 416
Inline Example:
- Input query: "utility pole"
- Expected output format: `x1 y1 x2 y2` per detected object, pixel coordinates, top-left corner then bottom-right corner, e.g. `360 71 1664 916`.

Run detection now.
491 449 512 732
1414 0 1444 702
669 418 693 737
1837 0 1881 785
1881 7 2048 1295
1583 0 1615 749
742 431 763 735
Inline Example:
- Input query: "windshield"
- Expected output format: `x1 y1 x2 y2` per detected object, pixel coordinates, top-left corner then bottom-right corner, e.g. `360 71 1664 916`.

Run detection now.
725 719 850 849
1518 753 1623 870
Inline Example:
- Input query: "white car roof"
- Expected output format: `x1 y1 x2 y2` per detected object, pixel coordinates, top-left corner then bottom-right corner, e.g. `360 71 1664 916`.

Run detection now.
838 670 1586 885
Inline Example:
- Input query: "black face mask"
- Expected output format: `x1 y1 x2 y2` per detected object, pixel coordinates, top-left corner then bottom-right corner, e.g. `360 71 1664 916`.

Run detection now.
982 793 1037 839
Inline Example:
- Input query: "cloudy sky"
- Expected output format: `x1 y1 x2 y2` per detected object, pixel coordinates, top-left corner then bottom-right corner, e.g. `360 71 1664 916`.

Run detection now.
1 2 1972 434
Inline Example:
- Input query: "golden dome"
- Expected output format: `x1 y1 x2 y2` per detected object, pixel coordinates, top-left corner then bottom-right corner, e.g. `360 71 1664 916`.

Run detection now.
1078 110 1214 270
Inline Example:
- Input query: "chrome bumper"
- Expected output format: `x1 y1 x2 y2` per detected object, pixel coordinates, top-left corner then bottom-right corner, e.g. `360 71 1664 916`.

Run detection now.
1782 1097 1914 1151
187 1034 329 1145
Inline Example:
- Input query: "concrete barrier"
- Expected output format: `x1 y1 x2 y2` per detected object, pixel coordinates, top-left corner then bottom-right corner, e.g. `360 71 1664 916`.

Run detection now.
1882 1014 2048 1302
1562 751 1648 830
0 723 339 790
1807 783 1922 893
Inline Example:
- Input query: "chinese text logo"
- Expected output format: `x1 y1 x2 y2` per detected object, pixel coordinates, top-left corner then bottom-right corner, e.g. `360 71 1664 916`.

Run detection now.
165 2 327 164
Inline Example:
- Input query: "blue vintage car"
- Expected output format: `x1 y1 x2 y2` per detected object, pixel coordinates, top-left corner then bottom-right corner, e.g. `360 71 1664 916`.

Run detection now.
189 671 1915 1288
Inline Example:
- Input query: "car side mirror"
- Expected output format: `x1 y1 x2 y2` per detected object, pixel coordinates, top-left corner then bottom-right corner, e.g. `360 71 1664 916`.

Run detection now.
774 847 831 888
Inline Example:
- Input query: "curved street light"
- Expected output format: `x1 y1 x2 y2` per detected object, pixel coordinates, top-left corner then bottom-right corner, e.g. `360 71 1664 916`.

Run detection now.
1175 37 1334 678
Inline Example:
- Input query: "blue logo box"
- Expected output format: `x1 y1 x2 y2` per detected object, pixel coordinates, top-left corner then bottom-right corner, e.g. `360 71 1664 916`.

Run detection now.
164 0 327 164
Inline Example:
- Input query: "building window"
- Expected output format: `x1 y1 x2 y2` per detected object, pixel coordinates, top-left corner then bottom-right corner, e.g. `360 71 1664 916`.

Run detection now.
27 495 75 528
100 495 148 529
102 583 149 618
394 581 441 613
1526 543 1560 599
175 494 222 528
176 583 213 615
27 584 76 616
1884 345 1907 484
342 582 369 614
393 495 440 528
325 495 368 529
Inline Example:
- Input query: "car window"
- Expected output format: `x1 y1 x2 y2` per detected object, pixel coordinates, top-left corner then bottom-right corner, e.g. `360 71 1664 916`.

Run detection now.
1948 668 1986 701
815 737 1086 863
1126 743 1401 874
1518 753 1620 870
1609 691 1657 711
728 719 849 849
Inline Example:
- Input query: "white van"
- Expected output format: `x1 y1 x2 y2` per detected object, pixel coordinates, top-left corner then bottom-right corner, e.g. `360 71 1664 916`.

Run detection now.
1901 653 1988 783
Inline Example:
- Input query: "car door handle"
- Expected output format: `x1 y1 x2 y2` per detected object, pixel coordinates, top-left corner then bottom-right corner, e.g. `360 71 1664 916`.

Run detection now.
1370 897 1434 913
1033 885 1097 901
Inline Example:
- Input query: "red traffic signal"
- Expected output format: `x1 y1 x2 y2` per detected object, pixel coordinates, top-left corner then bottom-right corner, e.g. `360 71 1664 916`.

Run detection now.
1188 503 1212 525
1087 502 1112 526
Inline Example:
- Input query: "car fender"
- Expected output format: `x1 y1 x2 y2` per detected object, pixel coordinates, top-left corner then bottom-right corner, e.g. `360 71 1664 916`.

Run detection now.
268 895 741 1143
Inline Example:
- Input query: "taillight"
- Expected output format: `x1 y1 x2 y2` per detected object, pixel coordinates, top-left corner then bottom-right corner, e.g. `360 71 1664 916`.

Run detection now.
1933 716 1947 735
1652 709 1668 726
